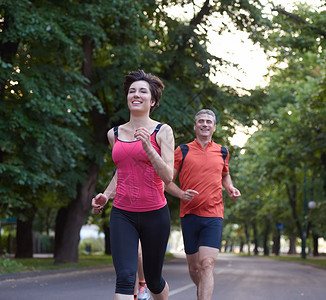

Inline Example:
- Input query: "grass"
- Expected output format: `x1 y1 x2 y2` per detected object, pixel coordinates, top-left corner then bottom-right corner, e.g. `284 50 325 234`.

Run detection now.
266 254 326 269
0 253 174 275
0 254 113 275
236 251 326 269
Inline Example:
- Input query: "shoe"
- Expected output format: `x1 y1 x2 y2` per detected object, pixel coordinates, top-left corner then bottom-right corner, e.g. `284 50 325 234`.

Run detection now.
138 284 151 300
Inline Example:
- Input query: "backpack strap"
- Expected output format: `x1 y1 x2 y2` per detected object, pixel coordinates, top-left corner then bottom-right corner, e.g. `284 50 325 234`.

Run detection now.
178 144 189 174
221 146 228 165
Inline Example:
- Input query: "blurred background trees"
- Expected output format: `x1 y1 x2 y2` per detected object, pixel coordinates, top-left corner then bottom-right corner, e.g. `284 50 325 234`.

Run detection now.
1 0 325 262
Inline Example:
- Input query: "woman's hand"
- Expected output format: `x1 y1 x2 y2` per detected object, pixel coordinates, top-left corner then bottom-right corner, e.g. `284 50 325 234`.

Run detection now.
91 193 108 214
134 127 152 152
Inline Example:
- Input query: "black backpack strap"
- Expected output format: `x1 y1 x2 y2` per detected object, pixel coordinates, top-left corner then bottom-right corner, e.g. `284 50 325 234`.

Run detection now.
221 146 228 165
178 144 189 174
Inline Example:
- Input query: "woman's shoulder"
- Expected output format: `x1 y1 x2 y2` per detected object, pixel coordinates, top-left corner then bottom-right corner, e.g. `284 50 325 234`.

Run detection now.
108 123 128 134
107 125 125 146
159 123 173 132
154 122 174 139
107 127 115 137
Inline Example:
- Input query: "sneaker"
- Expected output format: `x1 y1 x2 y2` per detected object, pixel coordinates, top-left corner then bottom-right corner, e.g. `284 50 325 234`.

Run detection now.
138 284 151 300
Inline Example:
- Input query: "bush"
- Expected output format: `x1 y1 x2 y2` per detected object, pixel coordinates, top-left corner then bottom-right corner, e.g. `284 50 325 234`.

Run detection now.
0 258 26 274
79 237 104 255
0 230 16 254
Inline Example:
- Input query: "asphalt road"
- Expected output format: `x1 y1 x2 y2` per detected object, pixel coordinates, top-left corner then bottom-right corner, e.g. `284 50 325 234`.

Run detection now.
1 253 325 300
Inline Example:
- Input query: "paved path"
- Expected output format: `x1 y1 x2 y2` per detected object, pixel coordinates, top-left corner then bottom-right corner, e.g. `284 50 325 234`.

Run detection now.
1 253 325 300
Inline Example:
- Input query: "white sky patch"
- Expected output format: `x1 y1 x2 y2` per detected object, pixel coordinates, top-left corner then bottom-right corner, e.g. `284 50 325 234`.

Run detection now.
80 224 104 239
166 0 323 90
229 125 258 148
166 0 323 145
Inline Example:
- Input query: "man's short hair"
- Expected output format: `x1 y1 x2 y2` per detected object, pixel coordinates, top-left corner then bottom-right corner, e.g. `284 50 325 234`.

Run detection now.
194 109 216 125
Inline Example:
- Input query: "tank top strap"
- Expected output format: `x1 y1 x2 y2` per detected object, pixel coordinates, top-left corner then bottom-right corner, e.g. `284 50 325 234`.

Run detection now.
153 123 164 134
151 123 164 149
114 126 119 141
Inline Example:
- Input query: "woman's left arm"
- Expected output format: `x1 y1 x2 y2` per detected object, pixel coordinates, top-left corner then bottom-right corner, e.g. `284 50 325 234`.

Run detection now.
135 124 174 184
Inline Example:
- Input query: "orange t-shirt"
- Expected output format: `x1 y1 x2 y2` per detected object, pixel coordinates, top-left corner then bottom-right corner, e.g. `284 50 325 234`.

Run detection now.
174 139 229 218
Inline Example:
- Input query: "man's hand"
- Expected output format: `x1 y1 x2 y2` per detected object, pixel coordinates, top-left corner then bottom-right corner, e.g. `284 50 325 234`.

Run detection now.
229 187 241 200
181 189 199 201
92 193 108 214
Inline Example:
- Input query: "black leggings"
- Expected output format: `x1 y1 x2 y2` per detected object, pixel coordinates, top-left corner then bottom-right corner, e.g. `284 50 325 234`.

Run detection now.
110 205 170 295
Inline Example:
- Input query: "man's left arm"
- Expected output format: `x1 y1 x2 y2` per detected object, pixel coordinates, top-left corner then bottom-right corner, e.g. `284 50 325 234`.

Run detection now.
222 172 241 200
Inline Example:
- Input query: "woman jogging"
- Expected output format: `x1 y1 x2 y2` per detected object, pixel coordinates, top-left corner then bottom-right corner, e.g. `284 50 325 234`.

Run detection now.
92 70 174 300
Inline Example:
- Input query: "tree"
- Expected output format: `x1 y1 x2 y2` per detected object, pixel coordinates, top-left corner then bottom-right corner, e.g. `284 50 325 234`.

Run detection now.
1 0 274 262
55 0 272 263
0 0 101 257
234 2 326 255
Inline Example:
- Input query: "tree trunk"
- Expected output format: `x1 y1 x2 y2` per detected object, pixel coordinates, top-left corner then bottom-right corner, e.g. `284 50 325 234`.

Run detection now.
54 164 99 264
54 206 69 258
321 152 326 196
263 220 270 256
252 222 259 255
239 241 244 253
99 208 111 255
272 233 280 255
288 236 297 254
15 211 35 258
244 224 251 255
54 35 109 263
286 183 302 238
0 225 2 254
313 233 319 257
224 241 229 252
104 223 111 255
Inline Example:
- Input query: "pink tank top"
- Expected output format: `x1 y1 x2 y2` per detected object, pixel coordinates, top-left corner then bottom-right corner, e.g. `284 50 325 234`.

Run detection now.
112 124 167 212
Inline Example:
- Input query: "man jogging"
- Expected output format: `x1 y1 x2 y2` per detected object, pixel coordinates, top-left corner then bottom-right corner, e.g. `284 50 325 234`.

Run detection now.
165 109 241 300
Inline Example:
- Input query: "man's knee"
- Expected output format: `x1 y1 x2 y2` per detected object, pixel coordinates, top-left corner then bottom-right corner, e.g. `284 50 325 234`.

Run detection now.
199 256 216 271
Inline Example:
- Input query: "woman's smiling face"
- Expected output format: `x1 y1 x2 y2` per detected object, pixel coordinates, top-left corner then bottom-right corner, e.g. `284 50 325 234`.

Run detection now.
127 80 154 114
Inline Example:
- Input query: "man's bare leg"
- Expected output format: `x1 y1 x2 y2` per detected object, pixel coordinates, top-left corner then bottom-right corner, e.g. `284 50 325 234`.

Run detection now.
186 246 219 300
186 252 200 286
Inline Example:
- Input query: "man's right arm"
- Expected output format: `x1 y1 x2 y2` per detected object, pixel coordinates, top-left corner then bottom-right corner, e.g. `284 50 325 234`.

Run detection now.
165 169 198 201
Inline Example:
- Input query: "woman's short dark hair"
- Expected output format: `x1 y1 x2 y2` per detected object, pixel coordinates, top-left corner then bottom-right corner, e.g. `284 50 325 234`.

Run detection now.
123 70 165 113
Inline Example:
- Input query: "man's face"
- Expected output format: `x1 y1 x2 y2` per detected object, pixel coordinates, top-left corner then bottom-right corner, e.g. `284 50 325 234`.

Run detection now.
194 113 216 139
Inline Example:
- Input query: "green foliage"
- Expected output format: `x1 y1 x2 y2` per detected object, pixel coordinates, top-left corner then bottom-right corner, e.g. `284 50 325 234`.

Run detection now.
0 255 113 275
79 237 104 255
0 226 16 254
0 0 106 219
1 0 286 258
267 255 326 269
230 2 326 251
0 258 27 274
